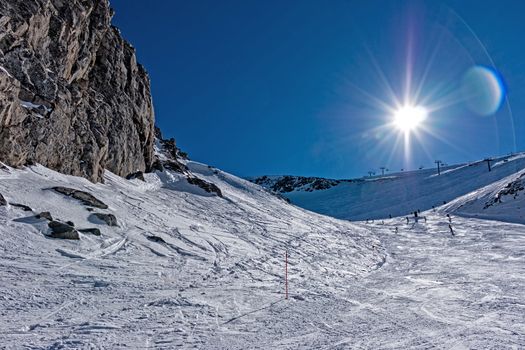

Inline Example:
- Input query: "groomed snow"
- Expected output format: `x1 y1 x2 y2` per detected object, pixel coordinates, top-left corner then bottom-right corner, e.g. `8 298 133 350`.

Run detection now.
210 213 525 348
1 162 524 348
0 163 382 348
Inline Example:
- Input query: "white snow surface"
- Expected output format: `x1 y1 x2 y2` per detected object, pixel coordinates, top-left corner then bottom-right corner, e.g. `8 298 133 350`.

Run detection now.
274 153 525 220
1 162 525 348
442 167 525 224
0 163 383 348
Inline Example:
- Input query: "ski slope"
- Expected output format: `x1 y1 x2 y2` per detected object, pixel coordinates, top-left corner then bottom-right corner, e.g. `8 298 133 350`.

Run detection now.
442 167 525 224
0 163 382 349
254 153 525 221
209 213 525 348
1 159 525 348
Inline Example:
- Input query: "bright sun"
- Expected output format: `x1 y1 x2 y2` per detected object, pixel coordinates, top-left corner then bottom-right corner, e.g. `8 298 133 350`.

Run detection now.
393 105 428 132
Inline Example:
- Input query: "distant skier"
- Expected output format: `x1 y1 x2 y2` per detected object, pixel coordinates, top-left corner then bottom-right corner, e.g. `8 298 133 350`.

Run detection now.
405 217 409 224
447 214 452 223
424 216 427 223
449 224 455 236
395 226 398 233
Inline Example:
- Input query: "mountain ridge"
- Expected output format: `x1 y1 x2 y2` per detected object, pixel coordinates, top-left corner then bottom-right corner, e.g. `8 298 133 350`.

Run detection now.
250 153 525 221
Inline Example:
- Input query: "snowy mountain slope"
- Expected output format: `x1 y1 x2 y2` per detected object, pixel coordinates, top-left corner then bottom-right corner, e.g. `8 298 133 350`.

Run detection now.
442 167 525 224
0 162 383 349
2 162 525 348
252 153 525 221
208 214 525 349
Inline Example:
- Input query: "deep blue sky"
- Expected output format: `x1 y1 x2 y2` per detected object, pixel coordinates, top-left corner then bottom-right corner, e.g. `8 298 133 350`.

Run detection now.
111 0 525 179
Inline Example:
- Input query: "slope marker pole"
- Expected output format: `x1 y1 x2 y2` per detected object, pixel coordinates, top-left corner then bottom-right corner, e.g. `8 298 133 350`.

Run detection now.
285 250 288 300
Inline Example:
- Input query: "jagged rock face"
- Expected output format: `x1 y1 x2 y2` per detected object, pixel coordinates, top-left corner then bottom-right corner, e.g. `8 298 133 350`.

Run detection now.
484 173 525 209
0 0 155 182
252 175 344 193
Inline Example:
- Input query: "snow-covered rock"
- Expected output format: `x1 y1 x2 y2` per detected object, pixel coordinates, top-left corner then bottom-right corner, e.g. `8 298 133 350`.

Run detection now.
442 167 525 224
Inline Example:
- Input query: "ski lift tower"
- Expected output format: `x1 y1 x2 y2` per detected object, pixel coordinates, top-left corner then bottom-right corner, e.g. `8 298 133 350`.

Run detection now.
435 160 442 176
484 158 492 172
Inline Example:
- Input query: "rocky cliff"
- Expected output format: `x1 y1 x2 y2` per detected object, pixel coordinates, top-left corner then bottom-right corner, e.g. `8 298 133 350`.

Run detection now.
0 0 155 182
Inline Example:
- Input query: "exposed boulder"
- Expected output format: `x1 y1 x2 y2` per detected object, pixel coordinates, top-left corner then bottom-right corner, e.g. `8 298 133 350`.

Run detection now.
48 221 79 240
9 202 32 211
0 0 155 183
51 187 107 209
0 193 5 206
36 211 52 221
90 213 118 226
79 228 101 236
146 235 166 243
163 160 188 174
187 176 223 197
126 171 145 181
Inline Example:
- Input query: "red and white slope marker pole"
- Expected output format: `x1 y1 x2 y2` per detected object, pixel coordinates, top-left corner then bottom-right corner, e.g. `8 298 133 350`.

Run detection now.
285 250 288 300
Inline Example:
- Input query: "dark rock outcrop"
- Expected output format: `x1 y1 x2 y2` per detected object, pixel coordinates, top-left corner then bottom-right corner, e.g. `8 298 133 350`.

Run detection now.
126 171 145 181
0 0 155 182
252 175 343 193
79 228 101 236
90 212 117 226
0 193 6 206
146 235 166 243
484 173 525 209
48 220 79 240
36 211 52 220
154 128 222 197
9 202 32 211
153 127 188 174
51 187 107 209
163 160 189 174
187 176 223 197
